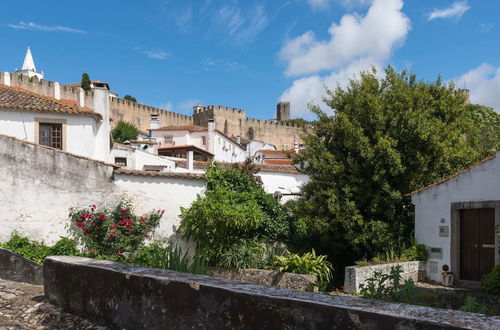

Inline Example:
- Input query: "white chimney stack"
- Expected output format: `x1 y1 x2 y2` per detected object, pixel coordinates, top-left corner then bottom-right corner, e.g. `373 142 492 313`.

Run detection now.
150 114 159 129
53 82 61 100
236 135 241 144
78 87 85 107
186 150 194 171
2 72 11 86
207 119 215 155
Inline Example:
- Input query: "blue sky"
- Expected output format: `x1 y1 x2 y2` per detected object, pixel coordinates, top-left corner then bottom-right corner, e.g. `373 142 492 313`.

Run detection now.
1 0 499 120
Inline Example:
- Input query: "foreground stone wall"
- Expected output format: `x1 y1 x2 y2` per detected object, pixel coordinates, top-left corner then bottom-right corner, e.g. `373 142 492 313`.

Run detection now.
0 248 43 285
44 256 500 329
344 261 425 293
209 268 316 291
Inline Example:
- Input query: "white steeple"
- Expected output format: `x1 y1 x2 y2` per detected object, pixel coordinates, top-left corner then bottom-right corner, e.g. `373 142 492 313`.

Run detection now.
14 47 44 80
22 47 36 72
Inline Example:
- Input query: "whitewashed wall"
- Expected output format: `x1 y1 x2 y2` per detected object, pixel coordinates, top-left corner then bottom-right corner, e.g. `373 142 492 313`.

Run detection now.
258 171 309 195
411 153 500 282
0 134 118 244
0 110 98 159
113 173 206 240
213 131 246 163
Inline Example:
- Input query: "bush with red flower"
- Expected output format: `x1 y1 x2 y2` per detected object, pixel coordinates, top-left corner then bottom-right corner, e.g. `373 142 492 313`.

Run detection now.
69 199 164 256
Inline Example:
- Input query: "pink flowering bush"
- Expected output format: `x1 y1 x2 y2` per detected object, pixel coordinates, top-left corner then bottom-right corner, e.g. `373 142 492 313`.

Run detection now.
69 199 164 256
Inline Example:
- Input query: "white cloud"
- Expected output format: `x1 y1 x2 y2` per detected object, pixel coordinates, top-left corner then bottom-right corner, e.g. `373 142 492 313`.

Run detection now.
213 3 269 45
140 49 169 60
428 1 469 21
454 63 500 112
8 21 87 34
201 58 240 72
159 102 173 111
279 0 410 118
306 0 372 11
175 5 193 32
307 0 330 10
178 99 202 114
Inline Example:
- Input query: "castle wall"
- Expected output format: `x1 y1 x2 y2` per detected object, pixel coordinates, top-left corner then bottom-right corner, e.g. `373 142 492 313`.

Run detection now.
0 72 304 149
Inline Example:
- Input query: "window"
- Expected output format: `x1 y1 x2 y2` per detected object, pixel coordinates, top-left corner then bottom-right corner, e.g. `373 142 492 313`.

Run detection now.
202 136 206 145
164 135 173 144
39 123 63 149
114 157 127 166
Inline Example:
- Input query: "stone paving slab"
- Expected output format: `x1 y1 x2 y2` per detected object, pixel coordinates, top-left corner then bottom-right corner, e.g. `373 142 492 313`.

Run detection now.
0 279 108 329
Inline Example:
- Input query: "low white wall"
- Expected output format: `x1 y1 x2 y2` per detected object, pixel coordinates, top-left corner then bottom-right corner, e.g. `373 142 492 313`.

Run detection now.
258 171 309 195
344 261 425 293
0 134 117 244
113 172 206 240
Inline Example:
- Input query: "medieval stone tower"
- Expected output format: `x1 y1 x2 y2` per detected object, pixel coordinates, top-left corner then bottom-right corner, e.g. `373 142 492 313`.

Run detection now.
276 101 290 121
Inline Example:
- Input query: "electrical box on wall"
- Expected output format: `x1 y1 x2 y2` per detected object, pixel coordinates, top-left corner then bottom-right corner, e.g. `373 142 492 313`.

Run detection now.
430 247 443 260
439 226 449 237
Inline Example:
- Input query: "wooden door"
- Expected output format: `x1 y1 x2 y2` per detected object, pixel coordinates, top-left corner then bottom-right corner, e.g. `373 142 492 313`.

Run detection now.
460 208 495 281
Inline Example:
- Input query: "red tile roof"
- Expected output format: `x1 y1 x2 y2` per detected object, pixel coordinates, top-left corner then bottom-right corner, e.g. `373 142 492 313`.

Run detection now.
151 125 207 132
258 149 288 156
0 84 101 119
405 154 497 197
263 159 293 165
158 144 214 156
114 168 204 180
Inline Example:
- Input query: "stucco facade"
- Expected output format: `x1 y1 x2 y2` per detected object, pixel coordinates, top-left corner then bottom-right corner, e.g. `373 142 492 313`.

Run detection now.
410 154 500 283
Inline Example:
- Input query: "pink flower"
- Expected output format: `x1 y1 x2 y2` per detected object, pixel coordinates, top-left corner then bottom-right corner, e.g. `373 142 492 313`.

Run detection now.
76 222 85 228
98 214 106 221
120 209 127 214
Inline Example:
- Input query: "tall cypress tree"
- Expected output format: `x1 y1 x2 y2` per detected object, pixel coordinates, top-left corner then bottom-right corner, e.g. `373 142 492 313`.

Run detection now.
81 73 91 92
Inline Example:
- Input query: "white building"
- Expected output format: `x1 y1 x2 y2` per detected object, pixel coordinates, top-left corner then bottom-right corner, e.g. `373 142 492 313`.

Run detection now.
408 154 500 283
13 47 44 80
150 119 246 163
0 82 112 162
111 143 176 172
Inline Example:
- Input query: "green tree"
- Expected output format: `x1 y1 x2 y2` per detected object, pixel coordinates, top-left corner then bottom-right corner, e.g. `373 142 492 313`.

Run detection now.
466 104 500 159
124 95 137 103
290 67 478 275
81 73 91 92
112 120 139 143
179 161 292 265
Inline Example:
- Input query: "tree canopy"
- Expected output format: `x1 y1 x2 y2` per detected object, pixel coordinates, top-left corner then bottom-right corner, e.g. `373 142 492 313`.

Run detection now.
111 120 139 143
81 73 91 92
289 67 481 273
124 95 137 103
466 103 500 159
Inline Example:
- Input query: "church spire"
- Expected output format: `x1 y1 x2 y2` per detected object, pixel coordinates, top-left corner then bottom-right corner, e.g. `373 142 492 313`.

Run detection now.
14 47 44 80
22 47 36 72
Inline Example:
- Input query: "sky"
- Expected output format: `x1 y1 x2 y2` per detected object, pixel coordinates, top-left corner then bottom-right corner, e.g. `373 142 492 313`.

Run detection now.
1 0 499 120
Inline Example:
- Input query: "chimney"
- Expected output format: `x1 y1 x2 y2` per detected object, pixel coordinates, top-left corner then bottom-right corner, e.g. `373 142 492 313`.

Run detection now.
207 119 215 155
294 141 300 154
277 101 291 121
150 113 159 129
78 87 85 107
236 135 241 144
1 72 11 86
53 82 61 100
186 150 194 171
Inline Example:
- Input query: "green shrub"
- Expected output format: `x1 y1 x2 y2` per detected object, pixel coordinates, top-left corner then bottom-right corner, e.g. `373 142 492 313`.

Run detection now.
127 242 207 275
273 249 333 283
402 244 428 261
69 199 163 257
459 297 488 314
481 265 500 295
217 240 266 270
359 265 416 302
0 234 78 263
112 120 139 143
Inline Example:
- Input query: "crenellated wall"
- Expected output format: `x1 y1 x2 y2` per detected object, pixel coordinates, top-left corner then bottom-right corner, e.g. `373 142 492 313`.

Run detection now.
0 72 304 149
193 105 303 150
110 98 193 130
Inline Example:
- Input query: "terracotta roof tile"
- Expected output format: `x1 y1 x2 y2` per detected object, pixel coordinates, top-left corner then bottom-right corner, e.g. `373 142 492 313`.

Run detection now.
114 168 205 180
0 84 101 119
263 159 293 165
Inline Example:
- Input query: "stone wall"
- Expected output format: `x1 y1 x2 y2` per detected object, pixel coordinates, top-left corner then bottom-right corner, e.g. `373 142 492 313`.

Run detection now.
0 248 43 285
44 256 500 329
209 268 316 291
344 261 425 293
193 105 304 150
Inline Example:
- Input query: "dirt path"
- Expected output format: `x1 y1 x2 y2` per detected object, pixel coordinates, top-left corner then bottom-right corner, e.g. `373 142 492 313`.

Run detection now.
0 279 108 329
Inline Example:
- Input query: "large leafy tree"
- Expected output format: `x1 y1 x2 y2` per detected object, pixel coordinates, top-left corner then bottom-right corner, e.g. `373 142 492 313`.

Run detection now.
290 67 479 273
466 104 500 159
112 120 139 143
